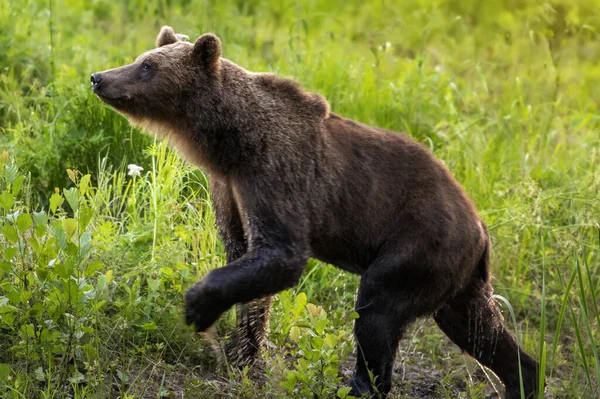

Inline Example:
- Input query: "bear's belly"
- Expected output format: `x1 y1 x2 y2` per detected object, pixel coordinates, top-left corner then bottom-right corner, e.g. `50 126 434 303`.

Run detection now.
310 237 375 275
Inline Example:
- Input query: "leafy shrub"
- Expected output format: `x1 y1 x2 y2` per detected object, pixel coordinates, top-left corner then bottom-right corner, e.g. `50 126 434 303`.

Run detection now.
281 293 356 398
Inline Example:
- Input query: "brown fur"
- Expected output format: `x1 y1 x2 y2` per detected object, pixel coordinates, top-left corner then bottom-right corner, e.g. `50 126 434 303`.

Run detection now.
91 27 540 398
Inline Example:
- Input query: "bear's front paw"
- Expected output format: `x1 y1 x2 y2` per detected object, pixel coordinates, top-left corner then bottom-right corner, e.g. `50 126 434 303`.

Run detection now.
184 281 227 332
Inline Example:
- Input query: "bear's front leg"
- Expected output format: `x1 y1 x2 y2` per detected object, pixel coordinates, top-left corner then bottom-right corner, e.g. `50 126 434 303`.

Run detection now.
185 279 231 332
185 247 306 332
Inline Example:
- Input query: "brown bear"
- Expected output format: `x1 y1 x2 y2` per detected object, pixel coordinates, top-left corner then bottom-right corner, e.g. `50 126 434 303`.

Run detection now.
91 26 540 398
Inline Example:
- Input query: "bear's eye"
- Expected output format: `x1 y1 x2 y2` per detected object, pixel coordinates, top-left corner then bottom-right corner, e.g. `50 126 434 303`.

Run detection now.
138 62 153 80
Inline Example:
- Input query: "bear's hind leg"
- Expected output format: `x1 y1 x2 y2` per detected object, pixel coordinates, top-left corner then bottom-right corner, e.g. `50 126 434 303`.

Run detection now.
227 297 273 366
349 252 452 397
433 282 540 399
349 300 405 397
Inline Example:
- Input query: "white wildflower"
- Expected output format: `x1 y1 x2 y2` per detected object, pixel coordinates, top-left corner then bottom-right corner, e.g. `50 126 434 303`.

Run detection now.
6 210 21 222
127 164 144 177
176 33 190 42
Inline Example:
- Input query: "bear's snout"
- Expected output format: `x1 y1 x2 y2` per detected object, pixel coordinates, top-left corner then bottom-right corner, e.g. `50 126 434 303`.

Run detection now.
90 73 103 88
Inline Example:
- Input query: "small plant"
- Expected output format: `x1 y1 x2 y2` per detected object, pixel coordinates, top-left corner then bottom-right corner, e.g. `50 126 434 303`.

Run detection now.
1 0 600 397
0 154 105 395
281 292 357 398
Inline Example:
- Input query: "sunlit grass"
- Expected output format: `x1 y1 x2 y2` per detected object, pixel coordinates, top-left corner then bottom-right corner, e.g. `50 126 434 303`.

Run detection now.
0 0 599 397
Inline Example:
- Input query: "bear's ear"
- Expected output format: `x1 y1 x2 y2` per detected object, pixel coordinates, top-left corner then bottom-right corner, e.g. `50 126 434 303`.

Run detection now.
156 26 180 47
193 33 221 71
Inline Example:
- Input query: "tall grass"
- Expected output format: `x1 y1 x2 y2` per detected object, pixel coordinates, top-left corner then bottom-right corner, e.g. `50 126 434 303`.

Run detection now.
0 0 599 397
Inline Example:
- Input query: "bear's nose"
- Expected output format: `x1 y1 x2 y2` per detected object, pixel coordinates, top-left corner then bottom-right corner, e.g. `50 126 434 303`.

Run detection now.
90 73 103 86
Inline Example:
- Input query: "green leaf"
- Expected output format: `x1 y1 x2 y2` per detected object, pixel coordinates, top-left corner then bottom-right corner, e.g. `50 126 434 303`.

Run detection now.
290 326 301 342
66 242 79 257
62 218 77 238
2 225 18 243
93 300 106 311
34 367 45 382
293 292 307 317
0 363 12 383
0 313 15 326
7 291 19 305
36 267 48 281
337 386 351 398
315 318 328 335
116 370 128 383
325 333 338 348
295 292 307 308
49 192 64 214
11 175 25 197
0 190 14 210
68 371 85 384
297 358 310 372
33 210 48 225
50 305 66 321
16 213 32 232
51 223 67 249
147 276 160 292
79 231 92 258
280 373 297 392
78 207 94 231
140 322 157 331
280 380 294 392
96 274 107 293
66 169 77 183
55 259 75 279
3 164 18 184
35 224 46 237
312 336 324 350
63 187 79 211
28 302 43 318
79 174 91 196
19 290 31 304
67 278 79 299
85 261 105 278
4 247 17 261
28 237 42 254
0 261 11 273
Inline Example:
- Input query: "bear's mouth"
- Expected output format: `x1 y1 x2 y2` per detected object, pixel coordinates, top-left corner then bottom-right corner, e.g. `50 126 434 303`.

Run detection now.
94 91 131 107
95 92 121 101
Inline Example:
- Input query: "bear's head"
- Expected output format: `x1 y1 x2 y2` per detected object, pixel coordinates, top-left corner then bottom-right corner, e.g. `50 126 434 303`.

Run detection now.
91 26 222 129
92 26 331 172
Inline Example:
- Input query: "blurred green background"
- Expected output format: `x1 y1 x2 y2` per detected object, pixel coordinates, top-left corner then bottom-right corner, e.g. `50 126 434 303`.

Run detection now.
0 0 599 397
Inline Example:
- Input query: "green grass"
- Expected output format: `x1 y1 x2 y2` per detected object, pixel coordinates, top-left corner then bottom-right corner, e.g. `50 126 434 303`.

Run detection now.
1 0 599 397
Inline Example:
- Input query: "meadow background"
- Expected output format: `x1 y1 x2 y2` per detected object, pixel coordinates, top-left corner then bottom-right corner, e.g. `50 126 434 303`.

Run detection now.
1 0 599 397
